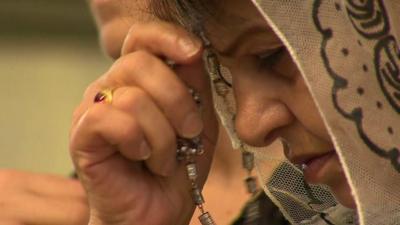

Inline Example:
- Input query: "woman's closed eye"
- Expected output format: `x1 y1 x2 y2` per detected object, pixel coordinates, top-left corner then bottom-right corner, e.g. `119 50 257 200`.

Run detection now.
256 46 286 70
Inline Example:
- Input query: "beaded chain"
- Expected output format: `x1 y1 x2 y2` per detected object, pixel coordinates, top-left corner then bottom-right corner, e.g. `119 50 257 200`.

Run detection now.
174 32 261 225
201 31 263 224
241 148 261 225
176 88 216 225
176 135 216 225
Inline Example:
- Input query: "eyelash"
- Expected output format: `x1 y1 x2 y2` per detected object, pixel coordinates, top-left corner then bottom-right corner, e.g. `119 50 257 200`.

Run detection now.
256 46 286 70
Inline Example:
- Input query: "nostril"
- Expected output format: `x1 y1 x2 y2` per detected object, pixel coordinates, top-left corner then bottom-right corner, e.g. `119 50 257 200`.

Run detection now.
234 101 294 148
263 130 280 146
235 113 278 147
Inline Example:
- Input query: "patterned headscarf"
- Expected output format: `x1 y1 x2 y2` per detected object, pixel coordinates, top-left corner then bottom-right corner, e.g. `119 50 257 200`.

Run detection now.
207 0 400 224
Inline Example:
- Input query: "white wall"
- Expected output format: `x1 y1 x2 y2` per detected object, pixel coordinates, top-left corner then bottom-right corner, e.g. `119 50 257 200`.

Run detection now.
0 37 110 175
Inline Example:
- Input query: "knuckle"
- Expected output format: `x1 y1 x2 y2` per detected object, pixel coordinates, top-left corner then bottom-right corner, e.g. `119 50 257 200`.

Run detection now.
159 129 177 153
127 87 148 105
115 87 147 112
83 104 107 126
70 105 106 146
167 87 192 112
119 118 141 143
83 81 100 98
129 50 154 67
112 51 155 82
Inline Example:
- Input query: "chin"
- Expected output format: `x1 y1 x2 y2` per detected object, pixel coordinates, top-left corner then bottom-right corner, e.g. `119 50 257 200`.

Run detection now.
329 176 357 209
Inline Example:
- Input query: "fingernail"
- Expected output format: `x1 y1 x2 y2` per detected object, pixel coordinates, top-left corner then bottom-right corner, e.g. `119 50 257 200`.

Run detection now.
139 141 151 160
178 37 201 57
181 111 203 138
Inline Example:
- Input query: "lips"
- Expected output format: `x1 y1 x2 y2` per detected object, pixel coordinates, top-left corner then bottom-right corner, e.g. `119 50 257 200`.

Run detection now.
284 145 337 184
289 151 334 166
303 152 337 184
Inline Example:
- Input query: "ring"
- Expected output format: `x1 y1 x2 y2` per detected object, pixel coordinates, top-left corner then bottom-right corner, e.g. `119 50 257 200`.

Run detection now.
94 88 114 103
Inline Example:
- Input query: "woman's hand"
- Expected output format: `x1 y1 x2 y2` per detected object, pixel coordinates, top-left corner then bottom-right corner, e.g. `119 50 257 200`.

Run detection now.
0 170 88 225
70 21 219 225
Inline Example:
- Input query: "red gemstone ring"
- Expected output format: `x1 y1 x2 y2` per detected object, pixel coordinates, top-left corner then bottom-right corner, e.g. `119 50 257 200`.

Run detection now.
94 88 114 103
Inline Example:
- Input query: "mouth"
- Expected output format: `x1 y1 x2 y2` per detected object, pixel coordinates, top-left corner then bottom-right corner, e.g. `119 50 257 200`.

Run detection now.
286 148 337 184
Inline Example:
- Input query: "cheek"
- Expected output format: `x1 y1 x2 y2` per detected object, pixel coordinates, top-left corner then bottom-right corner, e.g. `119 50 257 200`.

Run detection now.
286 73 332 142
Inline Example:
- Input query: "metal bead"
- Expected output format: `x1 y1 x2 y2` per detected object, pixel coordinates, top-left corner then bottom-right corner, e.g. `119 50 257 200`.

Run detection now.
213 79 230 97
244 201 260 225
191 136 201 145
165 59 176 68
176 145 187 161
177 154 185 161
245 176 258 194
181 145 189 152
189 88 202 106
189 148 198 156
192 187 205 205
199 212 216 225
207 54 219 72
193 94 201 106
301 163 308 171
196 145 205 156
186 163 198 181
205 54 219 79
242 151 254 171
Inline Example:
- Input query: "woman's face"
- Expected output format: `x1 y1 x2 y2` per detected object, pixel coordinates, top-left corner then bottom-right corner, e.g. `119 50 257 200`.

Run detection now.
89 0 355 208
87 0 150 59
205 0 355 208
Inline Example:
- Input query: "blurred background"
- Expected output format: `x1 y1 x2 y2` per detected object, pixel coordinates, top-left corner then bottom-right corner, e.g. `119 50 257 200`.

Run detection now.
0 0 111 175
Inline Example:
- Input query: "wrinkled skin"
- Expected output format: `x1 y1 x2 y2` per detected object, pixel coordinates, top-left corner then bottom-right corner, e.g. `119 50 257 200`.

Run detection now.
71 0 355 224
70 9 219 225
204 0 354 208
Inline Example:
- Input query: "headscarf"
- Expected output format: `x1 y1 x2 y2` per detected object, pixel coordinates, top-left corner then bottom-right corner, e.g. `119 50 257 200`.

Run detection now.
209 0 400 224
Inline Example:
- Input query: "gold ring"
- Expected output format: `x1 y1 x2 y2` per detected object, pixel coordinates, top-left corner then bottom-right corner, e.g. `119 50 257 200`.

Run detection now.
94 88 114 103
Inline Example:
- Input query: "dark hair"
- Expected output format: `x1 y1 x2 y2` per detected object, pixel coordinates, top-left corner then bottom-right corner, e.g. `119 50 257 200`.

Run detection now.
149 0 215 34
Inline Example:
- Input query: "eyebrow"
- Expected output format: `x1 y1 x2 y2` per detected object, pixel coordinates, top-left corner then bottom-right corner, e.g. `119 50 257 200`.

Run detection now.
217 24 272 57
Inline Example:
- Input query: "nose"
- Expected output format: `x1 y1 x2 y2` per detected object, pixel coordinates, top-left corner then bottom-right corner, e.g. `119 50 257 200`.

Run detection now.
233 69 294 147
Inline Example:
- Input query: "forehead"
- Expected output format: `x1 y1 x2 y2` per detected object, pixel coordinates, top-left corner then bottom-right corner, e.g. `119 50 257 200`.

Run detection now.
203 0 275 53
90 0 150 22
208 0 263 24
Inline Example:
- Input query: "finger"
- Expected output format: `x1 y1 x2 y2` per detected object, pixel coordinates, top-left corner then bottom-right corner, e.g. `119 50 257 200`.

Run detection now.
112 86 178 176
175 58 220 148
0 172 88 225
121 21 217 141
121 21 202 64
119 21 211 99
27 173 86 198
70 103 148 169
71 77 107 128
23 190 89 225
104 51 204 138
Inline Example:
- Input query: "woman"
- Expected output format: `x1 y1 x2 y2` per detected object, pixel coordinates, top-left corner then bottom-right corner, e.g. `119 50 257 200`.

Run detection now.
70 0 400 224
